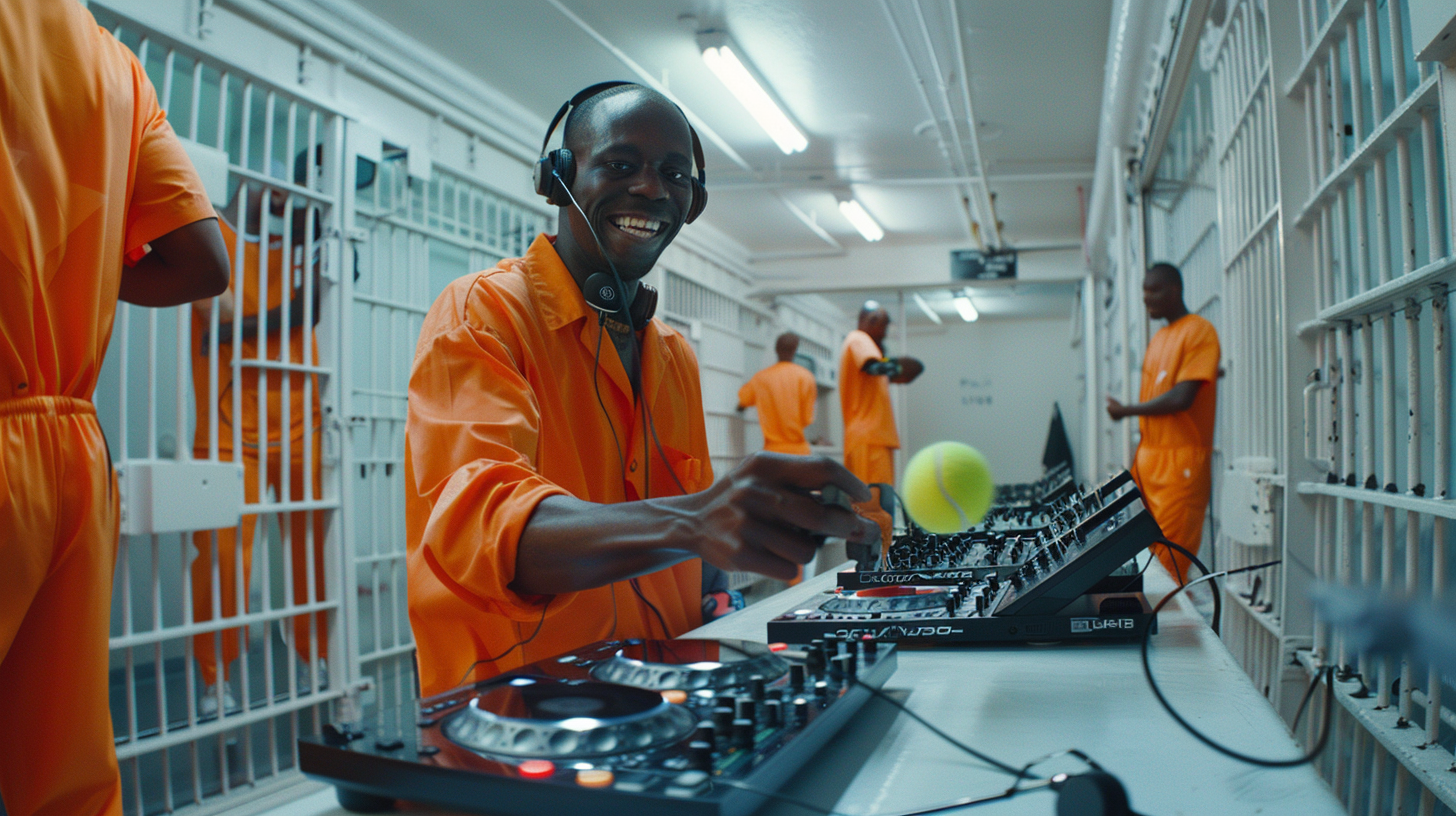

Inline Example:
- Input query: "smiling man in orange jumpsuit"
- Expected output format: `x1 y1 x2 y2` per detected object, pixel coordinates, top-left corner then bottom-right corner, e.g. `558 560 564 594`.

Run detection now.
839 302 923 552
737 332 817 456
0 2 230 812
189 178 327 715
406 82 879 696
1107 262 1220 584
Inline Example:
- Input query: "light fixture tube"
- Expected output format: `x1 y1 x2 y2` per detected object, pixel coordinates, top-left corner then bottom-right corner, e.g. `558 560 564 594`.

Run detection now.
952 295 979 322
912 292 942 324
838 199 885 242
700 42 808 154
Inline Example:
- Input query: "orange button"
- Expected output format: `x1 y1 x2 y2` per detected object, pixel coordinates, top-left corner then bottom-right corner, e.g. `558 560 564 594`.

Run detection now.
519 759 555 779
661 689 688 704
576 769 615 788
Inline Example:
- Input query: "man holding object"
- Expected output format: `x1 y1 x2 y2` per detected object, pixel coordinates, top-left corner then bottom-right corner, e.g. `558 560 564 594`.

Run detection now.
1107 263 1220 583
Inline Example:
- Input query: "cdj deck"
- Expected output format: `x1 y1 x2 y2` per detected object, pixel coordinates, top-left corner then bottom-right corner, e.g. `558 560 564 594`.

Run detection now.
300 638 896 816
771 471 1162 646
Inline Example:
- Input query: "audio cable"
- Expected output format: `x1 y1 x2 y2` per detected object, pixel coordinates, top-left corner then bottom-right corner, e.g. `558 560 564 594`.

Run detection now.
1140 558 1336 767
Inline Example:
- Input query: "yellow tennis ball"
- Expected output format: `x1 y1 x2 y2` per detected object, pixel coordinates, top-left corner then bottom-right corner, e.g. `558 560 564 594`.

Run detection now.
901 442 994 534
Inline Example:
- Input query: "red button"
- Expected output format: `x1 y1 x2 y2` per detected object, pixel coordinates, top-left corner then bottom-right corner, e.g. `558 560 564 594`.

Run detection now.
768 642 788 652
519 759 555 779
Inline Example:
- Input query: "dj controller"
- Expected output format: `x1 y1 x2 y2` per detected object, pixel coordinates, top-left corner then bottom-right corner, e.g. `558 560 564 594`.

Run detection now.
771 470 1162 646
301 638 896 816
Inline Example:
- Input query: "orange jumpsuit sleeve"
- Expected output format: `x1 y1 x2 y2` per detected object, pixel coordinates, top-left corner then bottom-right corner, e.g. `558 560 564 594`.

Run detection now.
1173 321 1220 385
845 331 884 371
407 281 570 623
737 378 757 409
121 48 215 265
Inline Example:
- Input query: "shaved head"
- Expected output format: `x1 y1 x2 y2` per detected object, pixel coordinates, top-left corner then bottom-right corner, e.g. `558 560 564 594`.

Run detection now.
1143 262 1188 322
1146 262 1183 290
858 301 890 344
562 85 691 160
775 332 800 361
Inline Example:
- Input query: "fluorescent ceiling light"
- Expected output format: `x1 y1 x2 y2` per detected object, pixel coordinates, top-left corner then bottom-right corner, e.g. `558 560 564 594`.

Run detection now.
912 292 942 325
700 41 808 154
952 294 979 322
838 199 885 242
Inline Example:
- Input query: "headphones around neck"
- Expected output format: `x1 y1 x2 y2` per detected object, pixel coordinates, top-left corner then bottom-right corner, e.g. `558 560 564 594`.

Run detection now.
533 81 708 225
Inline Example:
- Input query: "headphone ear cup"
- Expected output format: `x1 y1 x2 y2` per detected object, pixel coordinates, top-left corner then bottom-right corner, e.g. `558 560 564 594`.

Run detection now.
537 148 575 206
685 179 707 224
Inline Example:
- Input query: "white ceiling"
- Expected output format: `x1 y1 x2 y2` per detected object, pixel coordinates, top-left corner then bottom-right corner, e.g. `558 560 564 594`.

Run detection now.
350 0 1110 309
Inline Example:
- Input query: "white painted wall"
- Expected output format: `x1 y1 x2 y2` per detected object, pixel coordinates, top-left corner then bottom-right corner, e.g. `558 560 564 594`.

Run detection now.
899 316 1084 486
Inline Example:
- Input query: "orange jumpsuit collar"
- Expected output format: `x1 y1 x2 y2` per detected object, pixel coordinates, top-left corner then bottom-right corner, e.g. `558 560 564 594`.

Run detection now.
527 234 673 408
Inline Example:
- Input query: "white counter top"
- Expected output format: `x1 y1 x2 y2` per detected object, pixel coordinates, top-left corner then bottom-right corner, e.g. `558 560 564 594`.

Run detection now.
255 563 1341 816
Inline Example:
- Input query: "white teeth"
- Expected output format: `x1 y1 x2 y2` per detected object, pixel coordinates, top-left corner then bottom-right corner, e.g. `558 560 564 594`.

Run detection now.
612 216 663 235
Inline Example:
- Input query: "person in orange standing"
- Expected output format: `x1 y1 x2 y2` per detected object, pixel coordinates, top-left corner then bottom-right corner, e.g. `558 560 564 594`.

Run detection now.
0 2 229 813
1106 262 1220 584
737 332 817 456
737 332 819 584
188 176 327 716
838 301 923 552
405 82 880 696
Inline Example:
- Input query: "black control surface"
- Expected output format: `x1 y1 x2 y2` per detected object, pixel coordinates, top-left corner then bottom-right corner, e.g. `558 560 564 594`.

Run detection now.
300 638 896 816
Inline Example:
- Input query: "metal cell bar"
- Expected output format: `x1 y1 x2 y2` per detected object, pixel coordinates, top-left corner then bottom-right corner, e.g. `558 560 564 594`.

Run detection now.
1400 297 1422 725
1418 110 1443 263
1295 74 1441 230
1337 323 1355 669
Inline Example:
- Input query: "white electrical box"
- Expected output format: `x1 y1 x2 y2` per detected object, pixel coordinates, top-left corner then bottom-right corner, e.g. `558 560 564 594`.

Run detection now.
1411 0 1456 65
1220 457 1278 546
116 460 244 536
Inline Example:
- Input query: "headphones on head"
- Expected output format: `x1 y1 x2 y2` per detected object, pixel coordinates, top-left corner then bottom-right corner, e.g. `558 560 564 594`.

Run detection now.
533 81 708 225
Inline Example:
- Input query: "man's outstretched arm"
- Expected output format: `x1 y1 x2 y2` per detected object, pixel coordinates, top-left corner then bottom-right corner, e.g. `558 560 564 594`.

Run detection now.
514 453 880 594
1106 380 1202 420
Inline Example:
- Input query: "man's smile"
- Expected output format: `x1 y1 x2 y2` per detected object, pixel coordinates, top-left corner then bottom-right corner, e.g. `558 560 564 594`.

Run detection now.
607 214 667 240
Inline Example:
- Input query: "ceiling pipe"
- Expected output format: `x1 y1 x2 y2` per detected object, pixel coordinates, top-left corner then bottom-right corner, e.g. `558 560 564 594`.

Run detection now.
1084 0 1167 275
946 0 1002 248
541 0 754 174
907 0 991 245
877 0 979 243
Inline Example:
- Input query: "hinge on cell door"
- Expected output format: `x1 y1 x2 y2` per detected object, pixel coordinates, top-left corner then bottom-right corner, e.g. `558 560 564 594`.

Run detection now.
325 227 370 244
333 676 376 730
323 408 343 467
196 0 215 40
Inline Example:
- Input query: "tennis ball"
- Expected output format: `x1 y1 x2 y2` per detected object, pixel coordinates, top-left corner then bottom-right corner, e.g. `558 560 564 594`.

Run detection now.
901 442 994 534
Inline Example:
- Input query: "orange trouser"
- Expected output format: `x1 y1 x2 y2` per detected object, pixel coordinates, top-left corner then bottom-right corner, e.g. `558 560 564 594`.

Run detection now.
0 397 122 816
1132 445 1213 584
844 438 895 556
190 435 328 686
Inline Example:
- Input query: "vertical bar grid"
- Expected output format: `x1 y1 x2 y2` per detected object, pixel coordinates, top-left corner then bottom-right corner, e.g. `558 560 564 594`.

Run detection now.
92 7 349 812
1285 0 1456 811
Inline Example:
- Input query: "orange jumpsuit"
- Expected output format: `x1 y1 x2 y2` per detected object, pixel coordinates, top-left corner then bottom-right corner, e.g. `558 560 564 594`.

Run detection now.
1131 314 1220 582
406 234 711 697
0 3 214 813
838 329 898 550
738 361 817 455
189 218 327 686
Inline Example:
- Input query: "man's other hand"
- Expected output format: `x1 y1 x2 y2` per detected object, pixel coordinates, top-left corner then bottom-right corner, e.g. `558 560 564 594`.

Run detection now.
1106 396 1129 421
890 356 924 384
684 453 880 581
